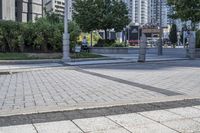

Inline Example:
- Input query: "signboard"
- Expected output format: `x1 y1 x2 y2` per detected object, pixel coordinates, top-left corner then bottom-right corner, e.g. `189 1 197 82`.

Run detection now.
75 45 81 53
127 26 142 45
142 28 160 34
142 28 160 38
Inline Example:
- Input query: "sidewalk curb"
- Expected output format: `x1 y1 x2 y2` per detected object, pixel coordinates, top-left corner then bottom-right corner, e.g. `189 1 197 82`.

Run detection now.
0 57 117 65
0 59 62 65
0 58 192 73
0 95 199 117
66 58 191 66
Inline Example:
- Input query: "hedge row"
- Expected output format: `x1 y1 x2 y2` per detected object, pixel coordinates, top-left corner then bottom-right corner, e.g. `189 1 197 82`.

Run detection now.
0 15 81 53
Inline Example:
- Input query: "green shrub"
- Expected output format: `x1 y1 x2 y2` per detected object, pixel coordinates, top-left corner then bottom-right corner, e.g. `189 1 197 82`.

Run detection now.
0 13 81 53
0 21 24 52
111 42 125 47
94 39 116 47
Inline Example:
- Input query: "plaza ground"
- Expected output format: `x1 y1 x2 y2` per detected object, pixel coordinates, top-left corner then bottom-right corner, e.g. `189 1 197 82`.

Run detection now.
1 104 200 133
0 58 200 132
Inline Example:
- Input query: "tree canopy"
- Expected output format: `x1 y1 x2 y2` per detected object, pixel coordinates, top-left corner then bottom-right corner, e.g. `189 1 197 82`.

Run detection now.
73 0 130 39
167 0 200 24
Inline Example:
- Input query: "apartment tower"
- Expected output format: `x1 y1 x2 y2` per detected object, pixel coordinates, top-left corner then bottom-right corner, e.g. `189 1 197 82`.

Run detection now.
0 0 15 21
0 0 43 22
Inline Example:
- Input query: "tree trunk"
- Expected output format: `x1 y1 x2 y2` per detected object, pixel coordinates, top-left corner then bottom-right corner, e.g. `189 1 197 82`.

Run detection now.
90 31 93 47
104 29 108 40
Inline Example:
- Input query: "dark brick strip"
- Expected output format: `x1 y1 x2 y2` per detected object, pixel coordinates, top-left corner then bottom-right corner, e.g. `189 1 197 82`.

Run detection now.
75 69 182 96
0 98 200 127
0 72 11 75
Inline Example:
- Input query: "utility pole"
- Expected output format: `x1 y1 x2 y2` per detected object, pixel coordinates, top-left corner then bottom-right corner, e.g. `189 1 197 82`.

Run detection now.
63 0 71 63
158 0 163 55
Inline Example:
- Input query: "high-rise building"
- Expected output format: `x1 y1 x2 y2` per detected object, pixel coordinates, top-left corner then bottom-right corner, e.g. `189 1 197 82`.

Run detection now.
123 0 148 25
0 0 43 22
148 0 173 27
122 0 133 20
0 0 15 21
44 0 73 20
16 0 43 22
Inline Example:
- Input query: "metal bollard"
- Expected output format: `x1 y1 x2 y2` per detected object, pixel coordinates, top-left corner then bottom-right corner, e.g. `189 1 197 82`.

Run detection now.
188 31 196 59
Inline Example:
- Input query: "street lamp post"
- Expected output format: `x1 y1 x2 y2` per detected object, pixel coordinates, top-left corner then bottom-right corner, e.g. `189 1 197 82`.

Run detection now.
63 0 71 63
158 0 163 55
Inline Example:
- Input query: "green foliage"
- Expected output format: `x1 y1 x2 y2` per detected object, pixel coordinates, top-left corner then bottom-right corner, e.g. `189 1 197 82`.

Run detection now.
196 30 200 48
167 0 200 25
78 32 102 46
73 0 130 39
69 21 82 44
94 39 125 47
73 0 97 32
94 39 115 47
169 24 178 46
111 42 126 47
0 13 81 53
0 21 24 52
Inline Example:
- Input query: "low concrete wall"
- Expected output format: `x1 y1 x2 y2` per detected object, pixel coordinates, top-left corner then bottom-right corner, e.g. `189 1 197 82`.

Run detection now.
186 48 200 58
26 53 62 58
90 47 187 56
196 48 200 58
90 47 129 54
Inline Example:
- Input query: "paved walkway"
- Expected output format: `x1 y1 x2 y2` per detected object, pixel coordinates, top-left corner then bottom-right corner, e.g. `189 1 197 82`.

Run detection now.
100 53 187 60
0 60 200 116
0 53 189 67
82 60 200 96
68 54 188 65
0 67 167 116
0 63 62 71
1 104 200 133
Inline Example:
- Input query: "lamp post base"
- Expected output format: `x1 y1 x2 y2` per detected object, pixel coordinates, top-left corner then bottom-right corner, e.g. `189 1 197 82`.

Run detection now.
63 33 71 63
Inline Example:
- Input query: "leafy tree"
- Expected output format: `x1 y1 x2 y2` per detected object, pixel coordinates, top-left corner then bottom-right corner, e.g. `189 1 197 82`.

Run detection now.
73 0 97 33
68 21 81 44
167 0 200 29
73 0 130 40
97 0 130 39
46 12 63 24
169 24 178 47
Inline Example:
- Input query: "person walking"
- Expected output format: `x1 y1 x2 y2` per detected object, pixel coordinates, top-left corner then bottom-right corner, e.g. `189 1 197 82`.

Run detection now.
81 36 89 52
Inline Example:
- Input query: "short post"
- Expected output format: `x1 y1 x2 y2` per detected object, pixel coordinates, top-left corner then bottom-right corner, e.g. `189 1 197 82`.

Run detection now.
138 34 147 62
188 31 196 59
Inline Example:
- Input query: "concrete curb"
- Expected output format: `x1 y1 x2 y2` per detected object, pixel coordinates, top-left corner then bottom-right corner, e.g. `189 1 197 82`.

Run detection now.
0 95 200 117
0 59 62 65
0 57 116 65
0 58 192 73
66 58 191 66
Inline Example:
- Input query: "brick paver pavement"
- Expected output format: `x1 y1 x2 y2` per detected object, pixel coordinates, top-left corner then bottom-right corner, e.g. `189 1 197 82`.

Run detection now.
0 60 200 115
82 60 200 95
0 68 165 114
